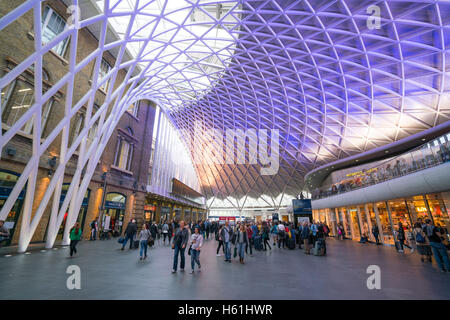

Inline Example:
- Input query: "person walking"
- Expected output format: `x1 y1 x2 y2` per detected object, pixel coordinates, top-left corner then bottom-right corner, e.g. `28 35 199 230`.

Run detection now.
121 219 137 250
89 218 98 240
301 222 310 254
221 220 233 262
245 223 253 256
236 224 248 264
396 222 412 253
372 224 380 244
189 226 203 273
69 222 82 257
172 221 189 273
168 222 174 245
413 222 432 263
262 222 271 251
205 221 211 240
162 222 169 244
277 222 286 249
216 225 225 256
270 222 278 246
139 224 151 260
426 219 450 272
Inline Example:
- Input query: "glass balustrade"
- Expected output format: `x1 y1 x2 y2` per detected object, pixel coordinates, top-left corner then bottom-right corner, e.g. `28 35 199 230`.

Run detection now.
312 134 450 200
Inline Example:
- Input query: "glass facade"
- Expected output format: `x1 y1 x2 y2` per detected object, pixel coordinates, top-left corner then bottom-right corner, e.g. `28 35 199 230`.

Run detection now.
313 191 450 246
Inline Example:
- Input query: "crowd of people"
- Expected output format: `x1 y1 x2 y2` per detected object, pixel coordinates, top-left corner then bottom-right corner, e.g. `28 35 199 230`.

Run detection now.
8 212 446 274
335 217 450 273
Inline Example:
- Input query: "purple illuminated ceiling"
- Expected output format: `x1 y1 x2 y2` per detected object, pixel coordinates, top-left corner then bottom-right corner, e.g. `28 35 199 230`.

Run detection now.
167 0 450 207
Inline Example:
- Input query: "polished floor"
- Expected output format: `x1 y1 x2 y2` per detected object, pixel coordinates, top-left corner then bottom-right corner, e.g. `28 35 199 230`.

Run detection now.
1 236 449 300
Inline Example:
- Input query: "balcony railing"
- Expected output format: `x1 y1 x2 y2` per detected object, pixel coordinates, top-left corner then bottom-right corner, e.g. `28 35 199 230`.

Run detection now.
312 135 450 200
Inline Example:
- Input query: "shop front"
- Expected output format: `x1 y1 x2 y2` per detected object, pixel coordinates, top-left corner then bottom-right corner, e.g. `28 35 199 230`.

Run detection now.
173 207 181 221
103 192 126 236
144 205 156 223
347 207 361 241
161 206 171 222
53 183 90 241
337 207 352 239
0 170 25 246
184 209 191 222
388 199 412 231
315 191 450 247
426 193 450 230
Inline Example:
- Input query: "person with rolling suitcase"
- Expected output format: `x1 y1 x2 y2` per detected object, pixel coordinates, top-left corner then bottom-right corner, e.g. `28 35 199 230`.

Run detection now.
312 224 326 256
262 222 271 251
286 225 296 250
121 219 137 250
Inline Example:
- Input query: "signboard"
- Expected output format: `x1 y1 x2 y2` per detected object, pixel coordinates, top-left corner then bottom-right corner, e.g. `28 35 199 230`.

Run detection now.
298 217 310 224
219 217 235 221
293 199 312 228
292 199 312 214
272 213 279 222
105 200 125 209
144 205 156 211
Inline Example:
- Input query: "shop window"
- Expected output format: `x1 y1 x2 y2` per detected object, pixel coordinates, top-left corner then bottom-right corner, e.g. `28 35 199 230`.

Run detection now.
0 170 25 246
339 207 352 238
388 200 412 232
348 207 361 240
1 70 54 136
42 5 69 57
426 193 450 231
405 195 431 223
358 205 370 239
99 59 112 92
103 193 126 236
376 202 394 245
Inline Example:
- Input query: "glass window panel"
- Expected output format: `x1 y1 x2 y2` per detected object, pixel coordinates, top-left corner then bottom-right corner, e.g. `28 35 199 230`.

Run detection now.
426 193 450 231
41 6 68 56
376 202 394 245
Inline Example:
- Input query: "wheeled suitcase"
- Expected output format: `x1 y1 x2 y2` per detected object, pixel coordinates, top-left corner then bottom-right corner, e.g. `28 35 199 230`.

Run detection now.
313 239 325 256
253 235 263 250
287 237 295 250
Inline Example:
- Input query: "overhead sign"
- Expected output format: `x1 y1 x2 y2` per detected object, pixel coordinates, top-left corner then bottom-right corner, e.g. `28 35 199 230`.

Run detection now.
292 199 312 215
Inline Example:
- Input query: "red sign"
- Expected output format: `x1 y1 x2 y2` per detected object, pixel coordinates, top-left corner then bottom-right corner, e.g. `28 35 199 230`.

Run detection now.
219 217 235 221
144 205 156 211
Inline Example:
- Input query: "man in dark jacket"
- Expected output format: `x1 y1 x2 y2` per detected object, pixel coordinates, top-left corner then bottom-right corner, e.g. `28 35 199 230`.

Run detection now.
221 220 234 262
121 219 137 250
172 221 189 273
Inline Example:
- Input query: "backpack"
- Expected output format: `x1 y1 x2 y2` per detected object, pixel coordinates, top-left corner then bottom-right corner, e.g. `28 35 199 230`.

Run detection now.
415 231 426 244
278 229 285 238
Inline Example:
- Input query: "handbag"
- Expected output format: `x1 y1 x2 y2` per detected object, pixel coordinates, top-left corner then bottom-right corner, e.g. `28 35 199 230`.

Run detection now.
233 245 237 258
188 245 192 256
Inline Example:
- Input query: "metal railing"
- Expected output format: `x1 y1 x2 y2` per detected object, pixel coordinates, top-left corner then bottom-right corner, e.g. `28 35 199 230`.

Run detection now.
312 135 450 200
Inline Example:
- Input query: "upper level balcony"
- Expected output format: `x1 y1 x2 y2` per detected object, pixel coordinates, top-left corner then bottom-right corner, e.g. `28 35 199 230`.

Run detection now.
311 133 450 201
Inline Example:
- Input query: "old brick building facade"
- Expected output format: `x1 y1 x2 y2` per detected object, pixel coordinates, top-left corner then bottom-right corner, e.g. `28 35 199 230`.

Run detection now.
0 0 156 244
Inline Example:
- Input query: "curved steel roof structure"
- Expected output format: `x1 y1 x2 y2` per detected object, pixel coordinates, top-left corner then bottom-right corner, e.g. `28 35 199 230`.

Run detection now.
1 0 450 250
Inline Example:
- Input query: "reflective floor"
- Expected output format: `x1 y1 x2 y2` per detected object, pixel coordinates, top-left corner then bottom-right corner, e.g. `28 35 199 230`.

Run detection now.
1 237 449 299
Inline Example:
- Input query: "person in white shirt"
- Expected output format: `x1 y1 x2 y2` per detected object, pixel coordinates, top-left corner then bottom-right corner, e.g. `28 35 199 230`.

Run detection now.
277 223 286 248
